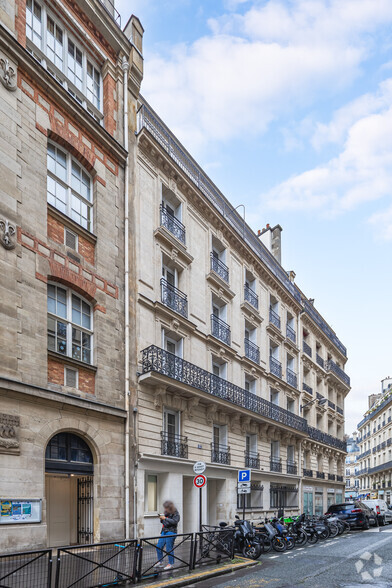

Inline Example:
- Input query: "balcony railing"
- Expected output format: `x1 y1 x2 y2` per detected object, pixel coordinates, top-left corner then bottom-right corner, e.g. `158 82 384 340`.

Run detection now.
328 473 336 481
287 368 298 389
307 425 346 452
270 356 282 379
160 204 186 244
326 359 350 387
161 431 188 458
98 0 121 26
367 459 392 475
286 324 296 343
303 383 313 395
303 468 313 477
160 278 188 318
269 307 281 329
316 471 325 479
244 284 258 309
245 338 260 364
270 457 282 472
141 346 308 433
327 400 336 410
337 406 344 415
287 461 298 475
137 101 347 357
211 314 231 345
316 353 324 369
211 443 230 465
245 451 260 469
303 341 312 357
210 253 229 283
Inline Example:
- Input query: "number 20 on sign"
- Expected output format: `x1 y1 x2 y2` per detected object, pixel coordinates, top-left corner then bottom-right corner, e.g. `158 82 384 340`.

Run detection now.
194 474 207 488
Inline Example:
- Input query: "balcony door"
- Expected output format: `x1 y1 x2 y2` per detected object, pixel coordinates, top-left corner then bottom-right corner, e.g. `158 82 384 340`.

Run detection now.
162 263 176 287
164 409 180 440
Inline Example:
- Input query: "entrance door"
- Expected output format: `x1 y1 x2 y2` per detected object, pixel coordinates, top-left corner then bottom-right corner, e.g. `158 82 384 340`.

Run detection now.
304 491 313 515
46 476 74 547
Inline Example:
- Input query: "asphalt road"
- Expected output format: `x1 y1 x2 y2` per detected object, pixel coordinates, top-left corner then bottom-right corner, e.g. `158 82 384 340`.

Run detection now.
196 527 392 588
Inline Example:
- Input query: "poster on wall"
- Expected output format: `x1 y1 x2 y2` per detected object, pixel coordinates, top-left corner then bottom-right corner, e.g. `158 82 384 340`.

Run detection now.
0 499 41 524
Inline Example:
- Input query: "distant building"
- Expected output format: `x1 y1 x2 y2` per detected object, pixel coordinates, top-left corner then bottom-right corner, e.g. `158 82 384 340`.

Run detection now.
345 432 360 499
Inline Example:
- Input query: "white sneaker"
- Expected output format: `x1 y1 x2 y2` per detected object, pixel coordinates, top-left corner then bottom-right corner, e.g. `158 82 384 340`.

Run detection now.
153 561 164 568
164 564 173 570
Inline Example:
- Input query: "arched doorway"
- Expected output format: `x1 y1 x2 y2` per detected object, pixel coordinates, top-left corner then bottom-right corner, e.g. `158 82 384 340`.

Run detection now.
45 432 94 547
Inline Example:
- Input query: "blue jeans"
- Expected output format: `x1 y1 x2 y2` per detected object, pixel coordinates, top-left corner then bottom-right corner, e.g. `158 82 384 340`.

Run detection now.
156 530 176 565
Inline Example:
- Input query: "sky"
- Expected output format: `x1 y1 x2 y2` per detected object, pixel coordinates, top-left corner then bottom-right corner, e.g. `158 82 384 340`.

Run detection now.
117 0 392 434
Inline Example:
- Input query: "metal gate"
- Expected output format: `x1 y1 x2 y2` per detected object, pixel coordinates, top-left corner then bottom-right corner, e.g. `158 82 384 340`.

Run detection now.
77 476 93 544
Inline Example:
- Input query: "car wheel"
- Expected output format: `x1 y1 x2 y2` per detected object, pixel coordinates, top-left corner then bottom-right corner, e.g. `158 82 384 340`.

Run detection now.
363 517 370 530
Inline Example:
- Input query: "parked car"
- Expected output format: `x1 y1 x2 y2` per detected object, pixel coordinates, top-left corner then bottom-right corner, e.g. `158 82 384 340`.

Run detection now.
326 502 378 529
362 499 392 526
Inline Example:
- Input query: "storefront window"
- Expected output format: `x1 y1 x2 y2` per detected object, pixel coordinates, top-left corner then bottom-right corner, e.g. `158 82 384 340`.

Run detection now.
315 492 323 515
303 491 313 515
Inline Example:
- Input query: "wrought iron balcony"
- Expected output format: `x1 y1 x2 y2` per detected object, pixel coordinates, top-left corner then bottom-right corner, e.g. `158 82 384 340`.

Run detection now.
161 431 188 458
303 468 313 477
211 443 230 465
307 425 346 452
337 475 343 482
245 338 260 364
337 406 343 415
269 307 281 329
211 314 231 345
160 278 188 318
327 400 336 410
325 359 350 387
316 471 325 479
303 341 312 357
244 284 258 309
287 368 297 389
160 204 186 244
98 0 121 26
270 356 282 379
316 392 324 401
286 324 296 344
245 451 260 469
328 473 336 481
141 346 308 433
316 353 324 369
210 253 229 283
270 457 282 472
303 383 313 395
287 461 298 475
137 101 347 357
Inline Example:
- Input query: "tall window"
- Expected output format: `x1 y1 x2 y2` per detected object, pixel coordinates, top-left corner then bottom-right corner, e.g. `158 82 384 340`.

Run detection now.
47 284 92 364
47 142 92 230
26 0 102 119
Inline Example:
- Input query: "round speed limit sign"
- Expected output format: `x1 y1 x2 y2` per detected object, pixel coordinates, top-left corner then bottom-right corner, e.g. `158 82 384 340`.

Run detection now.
194 474 207 488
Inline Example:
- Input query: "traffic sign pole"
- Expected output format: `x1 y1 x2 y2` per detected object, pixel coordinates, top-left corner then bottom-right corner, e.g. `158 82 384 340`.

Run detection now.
243 492 246 521
199 486 202 532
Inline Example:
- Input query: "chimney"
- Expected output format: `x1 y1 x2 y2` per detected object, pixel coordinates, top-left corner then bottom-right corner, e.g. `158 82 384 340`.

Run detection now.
258 224 283 264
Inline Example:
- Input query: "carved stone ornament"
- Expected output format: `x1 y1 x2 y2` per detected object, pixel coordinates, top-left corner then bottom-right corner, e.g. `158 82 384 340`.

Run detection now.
0 414 20 454
0 57 17 91
0 219 16 250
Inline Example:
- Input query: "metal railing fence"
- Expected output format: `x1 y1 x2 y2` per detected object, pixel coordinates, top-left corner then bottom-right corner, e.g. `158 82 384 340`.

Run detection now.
137 533 194 580
0 549 52 588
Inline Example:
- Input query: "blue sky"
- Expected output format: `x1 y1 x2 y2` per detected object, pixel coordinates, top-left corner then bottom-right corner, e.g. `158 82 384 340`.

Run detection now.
118 0 392 433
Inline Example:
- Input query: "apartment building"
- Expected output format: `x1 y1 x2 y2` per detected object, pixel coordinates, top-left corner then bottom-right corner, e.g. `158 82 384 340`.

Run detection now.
133 100 350 536
357 379 392 503
345 433 360 499
0 0 143 550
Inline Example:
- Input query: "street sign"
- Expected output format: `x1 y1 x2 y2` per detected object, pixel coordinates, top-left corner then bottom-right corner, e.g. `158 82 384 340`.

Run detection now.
194 474 207 489
238 481 251 490
237 486 251 494
238 469 251 483
193 461 206 475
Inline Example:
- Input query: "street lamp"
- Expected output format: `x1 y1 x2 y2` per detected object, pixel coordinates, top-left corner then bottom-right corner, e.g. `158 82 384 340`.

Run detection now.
300 397 327 413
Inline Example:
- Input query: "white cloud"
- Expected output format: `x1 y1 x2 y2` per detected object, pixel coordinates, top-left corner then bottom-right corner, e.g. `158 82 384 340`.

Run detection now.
139 0 392 154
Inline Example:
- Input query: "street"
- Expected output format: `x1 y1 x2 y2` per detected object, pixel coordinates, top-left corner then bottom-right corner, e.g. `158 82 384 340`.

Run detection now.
197 527 392 588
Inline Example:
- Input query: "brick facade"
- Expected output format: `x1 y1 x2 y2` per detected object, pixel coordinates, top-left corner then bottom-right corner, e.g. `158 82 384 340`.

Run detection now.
48 356 95 394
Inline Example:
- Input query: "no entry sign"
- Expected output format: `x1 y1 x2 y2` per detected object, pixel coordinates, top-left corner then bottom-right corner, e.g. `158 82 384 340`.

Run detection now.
194 474 207 488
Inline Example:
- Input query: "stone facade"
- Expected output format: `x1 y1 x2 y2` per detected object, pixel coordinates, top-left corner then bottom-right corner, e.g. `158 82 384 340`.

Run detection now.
133 100 349 535
0 0 142 551
345 432 360 499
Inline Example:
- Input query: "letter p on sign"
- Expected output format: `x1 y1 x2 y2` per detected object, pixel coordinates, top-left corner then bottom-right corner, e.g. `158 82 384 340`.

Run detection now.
238 469 251 482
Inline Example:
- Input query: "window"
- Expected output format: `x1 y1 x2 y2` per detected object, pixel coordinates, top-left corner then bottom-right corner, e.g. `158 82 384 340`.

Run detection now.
287 398 295 413
64 366 78 388
237 483 263 509
65 228 78 250
163 409 179 438
26 1 102 119
245 375 256 394
47 142 92 230
147 475 158 512
47 283 92 364
287 445 295 465
270 388 279 406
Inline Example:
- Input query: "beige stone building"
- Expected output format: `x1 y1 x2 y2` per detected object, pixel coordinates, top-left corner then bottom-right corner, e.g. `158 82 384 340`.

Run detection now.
0 0 143 551
357 379 392 503
133 100 350 536
345 432 360 499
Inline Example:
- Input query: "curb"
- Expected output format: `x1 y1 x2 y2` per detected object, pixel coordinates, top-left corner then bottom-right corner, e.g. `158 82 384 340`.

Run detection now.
142 558 259 587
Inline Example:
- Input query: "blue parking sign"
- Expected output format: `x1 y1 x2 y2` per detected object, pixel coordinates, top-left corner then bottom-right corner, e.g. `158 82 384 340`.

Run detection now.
238 469 251 482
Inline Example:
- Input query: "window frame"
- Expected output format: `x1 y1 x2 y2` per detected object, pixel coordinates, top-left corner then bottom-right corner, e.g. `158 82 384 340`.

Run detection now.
25 0 103 122
47 140 93 231
47 282 93 366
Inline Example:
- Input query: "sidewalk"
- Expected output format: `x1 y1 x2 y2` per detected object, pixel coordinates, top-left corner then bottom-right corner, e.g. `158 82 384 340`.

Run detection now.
140 557 259 587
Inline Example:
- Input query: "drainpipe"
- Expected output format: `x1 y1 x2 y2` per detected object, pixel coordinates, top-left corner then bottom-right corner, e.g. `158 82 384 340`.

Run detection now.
122 56 130 540
298 309 303 513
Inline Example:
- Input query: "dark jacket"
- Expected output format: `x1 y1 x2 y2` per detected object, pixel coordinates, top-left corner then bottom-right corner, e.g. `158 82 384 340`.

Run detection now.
162 510 180 533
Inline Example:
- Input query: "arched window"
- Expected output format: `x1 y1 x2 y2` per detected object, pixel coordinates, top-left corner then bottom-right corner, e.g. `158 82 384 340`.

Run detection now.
47 284 92 364
47 142 93 231
45 432 93 474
